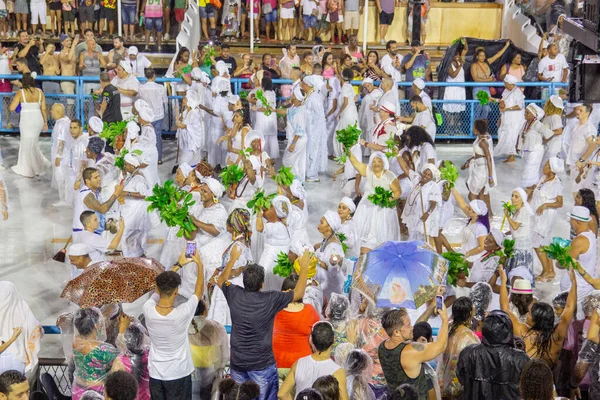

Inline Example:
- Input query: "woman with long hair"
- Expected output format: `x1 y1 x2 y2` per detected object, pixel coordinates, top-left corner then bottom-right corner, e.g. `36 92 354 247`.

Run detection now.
253 76 279 159
361 51 383 81
463 119 496 215
111 317 150 400
405 126 436 175
9 72 50 177
322 52 336 79
438 297 480 399
573 188 599 236
503 188 535 285
519 359 555 400
498 52 527 85
469 42 510 120
314 211 345 300
218 99 252 166
167 47 195 95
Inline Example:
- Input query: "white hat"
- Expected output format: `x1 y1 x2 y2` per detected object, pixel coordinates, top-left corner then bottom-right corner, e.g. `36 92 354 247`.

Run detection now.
272 195 292 218
228 94 240 105
119 60 132 74
549 95 565 109
469 199 488 216
569 205 592 222
202 177 224 198
128 46 139 56
549 157 565 174
504 74 518 84
126 121 140 139
421 163 441 180
490 227 505 248
178 163 193 178
68 243 90 257
124 152 141 167
511 279 533 294
412 78 425 90
379 101 396 115
216 60 228 76
245 130 265 149
134 99 149 112
362 77 374 85
526 103 545 120
323 210 342 232
138 105 155 123
302 75 316 87
88 116 104 134
339 197 356 213
217 78 231 93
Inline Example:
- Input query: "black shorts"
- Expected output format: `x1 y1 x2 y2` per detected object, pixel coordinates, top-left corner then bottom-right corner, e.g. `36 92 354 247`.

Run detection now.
78 4 94 22
379 10 394 25
63 10 75 21
49 1 62 11
100 6 116 20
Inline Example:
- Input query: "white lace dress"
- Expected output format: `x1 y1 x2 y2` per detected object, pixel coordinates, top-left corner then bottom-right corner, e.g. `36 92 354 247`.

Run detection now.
194 203 232 281
259 221 291 291
495 87 525 157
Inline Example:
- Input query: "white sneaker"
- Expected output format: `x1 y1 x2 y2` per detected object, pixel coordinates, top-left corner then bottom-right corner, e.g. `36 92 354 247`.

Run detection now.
380 39 386 45
164 33 170 41
52 200 70 208
149 35 155 42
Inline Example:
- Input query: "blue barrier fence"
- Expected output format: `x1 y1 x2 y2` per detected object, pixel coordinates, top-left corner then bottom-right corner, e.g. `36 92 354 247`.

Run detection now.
0 75 568 140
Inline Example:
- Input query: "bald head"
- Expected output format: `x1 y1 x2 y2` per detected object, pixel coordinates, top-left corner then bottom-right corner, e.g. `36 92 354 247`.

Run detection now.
51 103 65 120
381 77 393 92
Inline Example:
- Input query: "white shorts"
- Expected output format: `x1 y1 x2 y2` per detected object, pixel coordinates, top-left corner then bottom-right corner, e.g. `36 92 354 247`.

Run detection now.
30 1 47 24
344 10 359 30
280 7 295 19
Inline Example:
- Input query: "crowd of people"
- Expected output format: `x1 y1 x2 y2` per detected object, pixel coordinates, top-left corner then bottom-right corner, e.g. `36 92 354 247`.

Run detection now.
1 7 600 400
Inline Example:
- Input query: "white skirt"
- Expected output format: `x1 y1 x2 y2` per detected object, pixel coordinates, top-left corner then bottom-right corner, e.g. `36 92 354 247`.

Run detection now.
282 136 307 182
260 243 289 291
495 116 525 157
353 197 400 250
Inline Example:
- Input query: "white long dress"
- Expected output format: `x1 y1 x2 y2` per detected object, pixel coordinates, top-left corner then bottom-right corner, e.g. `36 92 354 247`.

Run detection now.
326 78 341 156
225 127 245 166
315 238 345 300
304 90 328 179
402 177 442 240
519 120 551 188
51 117 72 202
138 124 160 189
194 203 231 283
255 90 279 159
495 88 526 157
208 95 232 167
335 83 359 153
121 173 151 257
358 88 382 144
466 134 497 196
506 208 534 285
282 105 308 181
442 64 466 113
541 114 564 168
65 134 89 205
177 107 204 165
531 177 563 248
259 221 291 291
353 168 400 249
12 89 50 177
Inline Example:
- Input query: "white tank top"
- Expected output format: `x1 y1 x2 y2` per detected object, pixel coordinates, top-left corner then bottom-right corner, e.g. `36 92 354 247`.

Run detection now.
560 231 597 296
294 356 341 394
72 186 102 232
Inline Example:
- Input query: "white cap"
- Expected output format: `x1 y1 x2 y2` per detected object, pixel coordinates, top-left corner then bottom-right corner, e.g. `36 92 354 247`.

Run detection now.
68 243 90 257
88 116 104 134
504 74 518 85
549 95 565 109
569 206 592 222
413 78 425 90
128 46 139 56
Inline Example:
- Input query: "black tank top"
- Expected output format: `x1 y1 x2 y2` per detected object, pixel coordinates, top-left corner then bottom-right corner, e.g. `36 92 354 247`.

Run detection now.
377 341 431 400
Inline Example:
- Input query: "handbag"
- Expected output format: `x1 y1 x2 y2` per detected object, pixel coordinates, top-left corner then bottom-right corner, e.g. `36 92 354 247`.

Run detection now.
329 10 338 22
262 1 272 14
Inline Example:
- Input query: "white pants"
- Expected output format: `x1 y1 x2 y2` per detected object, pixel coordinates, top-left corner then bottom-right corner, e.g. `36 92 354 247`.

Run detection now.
31 2 47 24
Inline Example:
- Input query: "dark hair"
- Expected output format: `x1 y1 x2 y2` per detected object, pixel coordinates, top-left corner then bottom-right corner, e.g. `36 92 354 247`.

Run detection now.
221 43 231 50
243 264 265 292
113 36 124 43
17 30 27 37
71 119 83 128
511 52 522 63
105 371 138 400
475 48 487 59
100 72 111 82
367 50 380 65
473 119 488 135
219 378 260 400
281 274 299 292
412 321 432 342
175 47 190 64
238 98 252 126
16 57 28 66
195 298 208 316
344 350 369 375
123 324 147 381
80 210 96 226
286 42 297 50
313 63 323 72
410 95 423 104
449 297 473 337
296 388 323 400
312 375 340 400
155 271 181 296
385 40 397 51
405 126 434 149
262 76 274 91
340 54 352 65
529 302 556 361
580 104 593 114
510 293 534 317
74 308 100 336
381 309 408 337
519 358 554 400
0 370 27 395
321 52 333 67
302 51 313 61
311 322 335 352
341 68 354 82
552 291 569 310
145 68 156 80
84 28 94 35
21 73 35 90
578 188 599 224
389 384 418 400
82 167 98 183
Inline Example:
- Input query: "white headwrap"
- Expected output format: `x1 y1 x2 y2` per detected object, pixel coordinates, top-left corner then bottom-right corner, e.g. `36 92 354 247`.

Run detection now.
340 197 356 213
272 195 292 218
134 99 149 112
178 163 193 178
88 116 104 134
368 151 390 172
119 60 132 74
217 78 231 93
191 67 203 80
469 199 488 216
323 210 342 232
228 94 240 105
421 163 441 180
412 78 425 90
186 90 202 109
245 130 265 149
126 121 140 140
303 75 316 87
202 177 224 198
549 95 565 109
549 156 565 174
254 70 265 84
138 105 155 122
290 179 306 200
526 103 545 120
513 187 534 215
293 85 304 101
68 243 90 256
216 61 229 76
490 227 505 248
124 152 141 167
504 74 518 85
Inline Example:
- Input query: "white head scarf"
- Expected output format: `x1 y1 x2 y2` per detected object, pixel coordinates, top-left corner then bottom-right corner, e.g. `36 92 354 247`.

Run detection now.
490 227 505 248
228 94 240 105
340 197 356 213
138 105 155 123
178 163 193 178
202 177 224 198
549 157 565 174
0 282 42 373
88 116 104 134
504 74 518 85
293 85 304 101
217 78 231 93
134 99 149 112
368 151 390 172
254 70 265 84
290 180 306 200
119 60 132 74
216 61 229 76
421 163 441 180
549 95 565 110
469 199 488 216
245 130 265 149
191 67 203 80
303 75 316 87
323 210 342 232
124 153 141 167
126 121 140 140
513 187 534 215
526 104 545 120
272 195 292 218
68 243 90 256
186 90 202 109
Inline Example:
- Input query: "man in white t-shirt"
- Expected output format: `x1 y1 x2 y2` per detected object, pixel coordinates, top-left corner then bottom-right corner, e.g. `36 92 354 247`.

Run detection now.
127 46 152 77
380 40 403 84
537 43 568 99
143 251 204 400
111 60 140 119
570 104 597 194
67 243 93 280
78 211 125 262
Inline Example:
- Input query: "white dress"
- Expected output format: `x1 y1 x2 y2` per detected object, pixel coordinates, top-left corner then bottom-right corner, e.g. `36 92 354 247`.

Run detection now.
225 127 245 166
339 219 359 259
138 125 160 189
194 203 231 282
495 88 526 157
121 173 151 257
12 89 50 177
459 222 487 262
531 177 563 248
442 64 466 113
259 221 291 291
519 120 551 188
358 88 382 144
208 95 232 167
413 143 437 175
541 114 564 167
466 135 497 196
304 90 328 179
282 105 308 181
402 176 442 240
65 134 89 205
506 208 534 285
325 78 341 156
353 168 400 249
335 83 359 149
412 110 436 142
315 238 345 300
160 189 202 267
567 121 597 192
177 108 204 165
255 90 279 159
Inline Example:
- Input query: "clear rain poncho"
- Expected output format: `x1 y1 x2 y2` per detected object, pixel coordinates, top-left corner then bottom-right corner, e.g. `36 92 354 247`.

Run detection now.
343 349 376 400
326 293 351 354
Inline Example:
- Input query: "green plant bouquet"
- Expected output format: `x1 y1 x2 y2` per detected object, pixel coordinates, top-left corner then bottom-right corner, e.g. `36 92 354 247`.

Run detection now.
336 232 348 255
543 237 577 270
274 166 295 187
246 189 276 214
273 251 294 278
203 44 216 67
239 91 249 99
440 161 459 188
335 123 362 164
114 148 143 170
146 180 196 239
385 137 397 158
484 238 515 264
500 201 516 230
367 186 396 209
99 120 128 146
476 90 490 106
219 164 245 188
239 147 253 158
256 89 273 116
442 251 470 286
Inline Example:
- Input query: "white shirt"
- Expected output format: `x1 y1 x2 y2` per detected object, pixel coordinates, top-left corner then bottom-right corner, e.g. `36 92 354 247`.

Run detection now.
301 0 317 15
143 293 198 380
413 110 436 141
138 81 168 121
0 352 25 374
420 91 432 112
78 230 109 263
537 54 568 82
111 74 140 107
380 53 403 82
129 55 152 77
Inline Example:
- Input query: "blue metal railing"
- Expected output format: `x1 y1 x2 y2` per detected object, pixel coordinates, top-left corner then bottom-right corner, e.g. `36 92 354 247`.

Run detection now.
0 74 569 140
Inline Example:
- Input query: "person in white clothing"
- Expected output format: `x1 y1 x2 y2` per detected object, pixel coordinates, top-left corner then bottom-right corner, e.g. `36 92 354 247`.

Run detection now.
302 75 328 182
517 104 553 189
463 119 496 215
66 120 89 205
401 163 442 242
282 86 308 181
399 96 436 141
138 68 168 163
358 78 382 146
78 211 125 263
494 74 525 163
120 153 151 257
175 90 205 167
30 0 47 36
380 41 403 85
67 243 93 280
50 104 72 207
537 43 569 99
143 250 204 399
541 95 565 169
127 46 152 77
503 188 535 285
136 105 160 188
568 104 596 195
412 78 431 111
111 60 140 119
279 321 348 400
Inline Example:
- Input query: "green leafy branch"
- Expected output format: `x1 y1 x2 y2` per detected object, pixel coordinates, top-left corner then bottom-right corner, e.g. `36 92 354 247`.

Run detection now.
146 180 196 239
336 232 348 255
476 90 490 106
273 251 294 278
246 189 276 214
367 186 396 209
274 166 295 187
335 123 362 164
440 161 459 189
442 251 470 286
114 148 142 170
385 137 397 158
219 164 245 188
203 45 216 67
256 89 273 116
543 238 576 270
99 120 128 146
